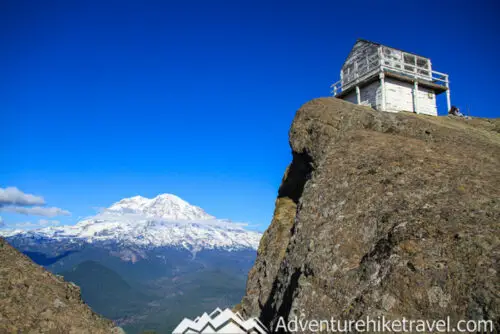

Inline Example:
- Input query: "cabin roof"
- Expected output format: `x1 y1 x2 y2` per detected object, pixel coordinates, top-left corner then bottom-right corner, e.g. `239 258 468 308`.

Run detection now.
356 38 429 59
341 39 431 70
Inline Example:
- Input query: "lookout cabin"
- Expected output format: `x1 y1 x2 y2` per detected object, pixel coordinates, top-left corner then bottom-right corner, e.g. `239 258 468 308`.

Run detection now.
331 39 451 116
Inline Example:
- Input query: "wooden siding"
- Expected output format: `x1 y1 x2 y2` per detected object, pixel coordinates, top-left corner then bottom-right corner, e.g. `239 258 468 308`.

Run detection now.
385 78 414 112
416 86 437 116
343 91 358 105
383 78 437 115
359 81 379 109
341 81 380 110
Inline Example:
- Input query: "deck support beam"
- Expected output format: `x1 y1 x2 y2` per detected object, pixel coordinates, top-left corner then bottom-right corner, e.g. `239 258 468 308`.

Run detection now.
379 72 386 111
413 81 419 113
445 75 451 113
356 85 361 105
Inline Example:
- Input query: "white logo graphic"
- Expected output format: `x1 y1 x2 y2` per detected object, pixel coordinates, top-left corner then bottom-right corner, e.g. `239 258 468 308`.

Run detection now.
172 307 268 333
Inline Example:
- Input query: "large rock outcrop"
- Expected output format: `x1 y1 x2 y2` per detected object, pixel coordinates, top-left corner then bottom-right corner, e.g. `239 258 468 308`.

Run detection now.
241 98 500 332
0 237 120 333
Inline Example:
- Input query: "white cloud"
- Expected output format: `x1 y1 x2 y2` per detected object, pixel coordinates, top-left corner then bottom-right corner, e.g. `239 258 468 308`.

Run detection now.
0 187 70 218
10 219 60 230
0 206 71 217
11 221 36 228
39 219 60 226
0 216 4 227
0 187 45 207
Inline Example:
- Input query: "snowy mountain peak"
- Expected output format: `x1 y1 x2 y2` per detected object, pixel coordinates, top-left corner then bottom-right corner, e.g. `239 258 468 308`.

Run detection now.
2 193 261 251
107 193 215 221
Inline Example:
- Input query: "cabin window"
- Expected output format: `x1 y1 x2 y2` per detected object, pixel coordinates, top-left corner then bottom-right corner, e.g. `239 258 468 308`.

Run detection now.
383 47 401 62
404 54 416 64
344 64 354 76
404 65 414 72
415 57 430 77
357 59 368 74
403 54 416 72
418 69 430 77
342 63 355 84
416 57 429 69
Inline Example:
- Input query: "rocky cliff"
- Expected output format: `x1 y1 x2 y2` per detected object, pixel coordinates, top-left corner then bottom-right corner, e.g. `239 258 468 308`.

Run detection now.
240 98 500 332
0 237 120 333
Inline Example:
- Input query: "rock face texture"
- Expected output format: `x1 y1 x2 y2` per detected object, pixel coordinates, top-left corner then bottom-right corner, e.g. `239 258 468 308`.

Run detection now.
241 98 500 332
0 237 119 333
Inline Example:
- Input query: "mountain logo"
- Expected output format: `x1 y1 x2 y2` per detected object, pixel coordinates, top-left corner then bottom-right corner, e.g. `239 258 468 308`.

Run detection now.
172 307 268 333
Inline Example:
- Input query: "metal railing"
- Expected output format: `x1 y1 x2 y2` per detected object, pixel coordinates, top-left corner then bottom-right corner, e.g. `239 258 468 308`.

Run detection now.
330 79 343 96
331 65 449 97
331 51 450 97
381 62 449 88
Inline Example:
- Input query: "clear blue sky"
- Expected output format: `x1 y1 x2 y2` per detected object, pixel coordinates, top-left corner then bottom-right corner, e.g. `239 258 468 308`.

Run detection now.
1 0 499 231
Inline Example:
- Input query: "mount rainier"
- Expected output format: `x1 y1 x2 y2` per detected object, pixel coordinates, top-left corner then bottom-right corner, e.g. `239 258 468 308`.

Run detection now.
2 194 262 251
2 194 261 332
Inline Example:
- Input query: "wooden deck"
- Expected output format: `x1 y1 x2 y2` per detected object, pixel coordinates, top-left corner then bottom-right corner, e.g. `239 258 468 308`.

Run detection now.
335 69 447 99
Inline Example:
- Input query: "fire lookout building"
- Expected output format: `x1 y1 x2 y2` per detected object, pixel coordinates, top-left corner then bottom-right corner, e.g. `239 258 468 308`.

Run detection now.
331 39 451 116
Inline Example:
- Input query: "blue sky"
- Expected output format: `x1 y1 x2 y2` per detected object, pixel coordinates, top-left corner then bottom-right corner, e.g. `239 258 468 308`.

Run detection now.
1 0 499 231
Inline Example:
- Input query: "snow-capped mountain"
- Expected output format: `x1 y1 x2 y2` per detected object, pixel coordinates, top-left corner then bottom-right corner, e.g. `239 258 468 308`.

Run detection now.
107 194 215 220
1 194 261 251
